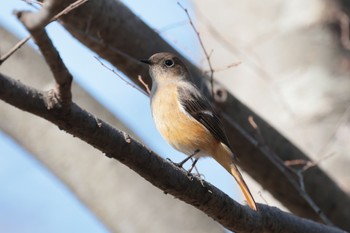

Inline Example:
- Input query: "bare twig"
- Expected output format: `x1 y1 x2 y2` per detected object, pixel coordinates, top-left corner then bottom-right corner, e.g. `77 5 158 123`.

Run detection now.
247 115 334 226
257 191 269 205
285 153 335 193
0 0 87 66
284 154 334 172
21 0 43 9
15 0 87 107
195 10 294 116
284 159 310 167
138 75 151 95
94 56 148 96
284 154 334 193
177 2 215 99
204 61 242 74
284 153 335 225
0 35 31 65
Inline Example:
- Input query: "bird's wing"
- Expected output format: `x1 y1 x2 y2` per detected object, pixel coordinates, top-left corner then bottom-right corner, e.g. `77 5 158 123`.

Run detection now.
177 84 231 148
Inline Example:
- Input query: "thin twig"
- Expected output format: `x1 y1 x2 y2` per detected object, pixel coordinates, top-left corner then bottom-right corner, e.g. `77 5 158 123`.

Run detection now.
16 0 88 107
138 75 151 95
204 61 242 74
0 35 31 65
302 154 334 172
247 115 334 226
285 153 335 192
0 0 87 65
21 0 42 8
94 56 148 96
285 154 335 173
177 2 215 99
284 159 310 167
195 10 295 116
257 191 268 205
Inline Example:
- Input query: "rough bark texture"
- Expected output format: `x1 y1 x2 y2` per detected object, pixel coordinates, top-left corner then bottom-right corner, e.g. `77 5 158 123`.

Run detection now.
54 0 350 229
0 72 345 233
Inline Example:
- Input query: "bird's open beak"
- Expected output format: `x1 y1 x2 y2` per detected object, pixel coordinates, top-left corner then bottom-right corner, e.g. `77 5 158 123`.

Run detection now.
140 59 151 65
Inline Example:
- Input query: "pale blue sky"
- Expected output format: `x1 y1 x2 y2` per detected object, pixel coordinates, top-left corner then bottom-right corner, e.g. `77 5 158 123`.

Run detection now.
0 1 236 232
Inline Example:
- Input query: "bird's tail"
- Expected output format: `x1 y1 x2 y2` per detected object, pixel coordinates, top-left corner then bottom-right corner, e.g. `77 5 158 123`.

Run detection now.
214 143 258 211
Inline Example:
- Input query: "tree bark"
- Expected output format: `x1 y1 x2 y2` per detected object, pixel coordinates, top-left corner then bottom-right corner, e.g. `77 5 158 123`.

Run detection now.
55 0 350 229
0 72 345 233
0 25 226 233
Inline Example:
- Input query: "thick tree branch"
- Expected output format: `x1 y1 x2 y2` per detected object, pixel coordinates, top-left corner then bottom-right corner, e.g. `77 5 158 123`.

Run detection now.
0 72 345 233
49 0 350 229
17 13 72 107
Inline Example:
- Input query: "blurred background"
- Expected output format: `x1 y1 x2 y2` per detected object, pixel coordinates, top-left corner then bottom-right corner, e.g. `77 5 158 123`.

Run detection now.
0 0 349 232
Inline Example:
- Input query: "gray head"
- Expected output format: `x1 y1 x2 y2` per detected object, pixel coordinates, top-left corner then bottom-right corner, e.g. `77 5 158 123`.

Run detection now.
141 52 190 83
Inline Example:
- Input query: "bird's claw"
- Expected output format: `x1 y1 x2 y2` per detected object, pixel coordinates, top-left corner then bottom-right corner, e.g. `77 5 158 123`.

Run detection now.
166 158 184 168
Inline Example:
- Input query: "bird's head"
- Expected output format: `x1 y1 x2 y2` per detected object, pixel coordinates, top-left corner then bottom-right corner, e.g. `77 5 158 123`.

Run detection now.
141 52 189 83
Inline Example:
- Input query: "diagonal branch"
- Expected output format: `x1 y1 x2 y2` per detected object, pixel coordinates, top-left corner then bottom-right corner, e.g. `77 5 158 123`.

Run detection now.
248 116 333 225
177 2 215 98
18 22 72 107
0 35 31 65
0 0 87 66
13 0 87 108
36 0 349 229
0 72 345 233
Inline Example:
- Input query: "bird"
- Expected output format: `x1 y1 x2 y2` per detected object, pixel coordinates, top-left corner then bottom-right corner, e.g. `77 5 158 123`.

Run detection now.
141 52 258 211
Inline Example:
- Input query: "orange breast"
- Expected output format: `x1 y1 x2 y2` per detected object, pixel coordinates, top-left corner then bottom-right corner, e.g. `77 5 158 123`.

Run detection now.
151 83 219 157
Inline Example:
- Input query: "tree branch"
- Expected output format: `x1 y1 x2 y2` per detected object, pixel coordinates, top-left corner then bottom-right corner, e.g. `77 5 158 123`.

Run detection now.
0 0 86 66
177 2 215 98
53 0 350 229
0 35 31 65
0 72 345 233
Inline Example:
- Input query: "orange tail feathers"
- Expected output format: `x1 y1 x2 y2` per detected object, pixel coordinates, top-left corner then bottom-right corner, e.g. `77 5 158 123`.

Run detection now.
229 161 258 211
214 143 258 211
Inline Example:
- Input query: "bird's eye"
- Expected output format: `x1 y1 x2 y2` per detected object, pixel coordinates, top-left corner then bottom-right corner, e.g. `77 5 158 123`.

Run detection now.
164 59 174 67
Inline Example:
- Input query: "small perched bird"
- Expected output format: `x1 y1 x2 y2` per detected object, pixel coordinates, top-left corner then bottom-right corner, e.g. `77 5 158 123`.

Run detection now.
141 52 258 211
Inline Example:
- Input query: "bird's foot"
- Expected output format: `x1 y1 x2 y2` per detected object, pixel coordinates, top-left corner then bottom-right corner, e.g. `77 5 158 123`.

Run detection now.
189 174 209 191
166 158 185 168
192 173 207 187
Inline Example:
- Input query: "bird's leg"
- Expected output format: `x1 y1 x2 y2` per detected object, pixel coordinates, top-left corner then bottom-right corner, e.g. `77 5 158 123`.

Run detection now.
168 149 200 168
187 158 208 189
187 158 199 174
